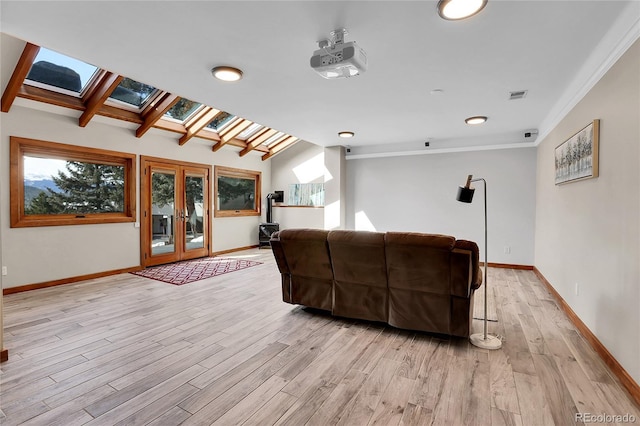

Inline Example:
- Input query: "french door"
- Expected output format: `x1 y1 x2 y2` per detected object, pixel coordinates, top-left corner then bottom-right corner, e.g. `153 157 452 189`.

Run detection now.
141 156 212 267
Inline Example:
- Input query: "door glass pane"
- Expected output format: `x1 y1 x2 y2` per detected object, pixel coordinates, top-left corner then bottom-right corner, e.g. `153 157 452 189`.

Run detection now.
151 171 176 256
185 175 205 250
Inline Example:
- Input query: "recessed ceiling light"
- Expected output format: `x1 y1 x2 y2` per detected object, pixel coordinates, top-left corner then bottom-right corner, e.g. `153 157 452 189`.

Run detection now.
211 66 243 82
438 0 487 20
430 89 444 95
338 131 355 138
465 116 488 125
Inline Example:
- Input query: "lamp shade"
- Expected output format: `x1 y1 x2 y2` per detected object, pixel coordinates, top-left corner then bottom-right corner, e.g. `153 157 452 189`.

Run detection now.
457 186 475 203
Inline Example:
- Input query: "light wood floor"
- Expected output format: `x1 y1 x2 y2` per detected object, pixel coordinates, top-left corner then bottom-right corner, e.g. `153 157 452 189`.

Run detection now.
1 249 638 425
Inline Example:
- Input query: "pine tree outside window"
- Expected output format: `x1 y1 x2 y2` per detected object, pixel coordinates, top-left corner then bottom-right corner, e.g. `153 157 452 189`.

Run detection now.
10 137 136 227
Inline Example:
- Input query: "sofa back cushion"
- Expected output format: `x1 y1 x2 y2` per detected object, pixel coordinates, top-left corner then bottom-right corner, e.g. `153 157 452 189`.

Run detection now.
385 232 456 334
328 230 388 322
276 228 333 311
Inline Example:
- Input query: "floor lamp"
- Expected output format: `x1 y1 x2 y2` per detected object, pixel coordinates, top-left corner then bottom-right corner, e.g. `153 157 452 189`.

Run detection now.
457 175 502 350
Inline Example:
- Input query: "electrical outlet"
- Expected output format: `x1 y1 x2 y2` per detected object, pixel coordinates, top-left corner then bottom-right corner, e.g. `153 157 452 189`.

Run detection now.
575 283 579 296
504 246 511 254
1 266 7 276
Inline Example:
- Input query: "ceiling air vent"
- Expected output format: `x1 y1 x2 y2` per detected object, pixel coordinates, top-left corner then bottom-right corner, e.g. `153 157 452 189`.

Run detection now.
509 90 528 100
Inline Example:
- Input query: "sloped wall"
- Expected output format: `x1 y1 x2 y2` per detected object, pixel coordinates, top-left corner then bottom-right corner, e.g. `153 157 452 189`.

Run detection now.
0 36 271 289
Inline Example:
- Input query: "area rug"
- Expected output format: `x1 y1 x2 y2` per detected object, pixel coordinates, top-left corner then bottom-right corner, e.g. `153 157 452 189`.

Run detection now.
132 257 262 285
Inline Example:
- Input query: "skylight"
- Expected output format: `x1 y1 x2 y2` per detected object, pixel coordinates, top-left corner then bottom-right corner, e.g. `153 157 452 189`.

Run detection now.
108 77 158 109
25 47 99 96
237 123 264 140
163 98 202 122
4 42 302 160
206 111 235 131
264 131 285 147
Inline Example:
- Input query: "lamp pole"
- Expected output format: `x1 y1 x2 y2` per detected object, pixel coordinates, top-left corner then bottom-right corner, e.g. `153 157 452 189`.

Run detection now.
457 176 502 350
478 178 489 341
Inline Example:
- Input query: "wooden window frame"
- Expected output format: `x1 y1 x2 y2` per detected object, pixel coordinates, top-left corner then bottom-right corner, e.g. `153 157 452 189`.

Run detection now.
10 136 136 227
214 165 261 218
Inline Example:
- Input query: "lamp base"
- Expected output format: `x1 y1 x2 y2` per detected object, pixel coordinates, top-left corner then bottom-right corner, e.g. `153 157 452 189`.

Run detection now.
469 333 502 350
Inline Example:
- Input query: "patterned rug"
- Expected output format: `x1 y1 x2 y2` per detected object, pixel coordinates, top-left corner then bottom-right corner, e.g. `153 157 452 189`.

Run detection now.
132 257 262 285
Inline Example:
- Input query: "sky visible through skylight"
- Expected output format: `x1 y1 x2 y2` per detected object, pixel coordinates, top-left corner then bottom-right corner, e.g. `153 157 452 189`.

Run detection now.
32 48 98 88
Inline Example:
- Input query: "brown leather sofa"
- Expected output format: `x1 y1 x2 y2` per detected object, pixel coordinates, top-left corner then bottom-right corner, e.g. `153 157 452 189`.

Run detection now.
270 228 482 337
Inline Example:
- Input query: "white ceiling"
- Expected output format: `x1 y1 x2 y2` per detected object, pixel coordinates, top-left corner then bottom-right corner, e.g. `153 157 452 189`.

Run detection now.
1 1 639 156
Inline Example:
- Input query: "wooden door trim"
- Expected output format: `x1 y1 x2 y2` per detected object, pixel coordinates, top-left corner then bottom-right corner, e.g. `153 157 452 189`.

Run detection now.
140 156 212 267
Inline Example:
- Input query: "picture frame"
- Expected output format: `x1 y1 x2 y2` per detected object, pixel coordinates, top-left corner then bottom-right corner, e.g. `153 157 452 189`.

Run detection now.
555 119 599 185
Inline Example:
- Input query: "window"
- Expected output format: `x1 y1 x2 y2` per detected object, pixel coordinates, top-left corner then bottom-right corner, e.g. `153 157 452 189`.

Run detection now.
214 166 261 217
163 98 202 122
205 111 235 132
107 77 159 110
25 47 99 96
10 136 136 227
236 123 264 140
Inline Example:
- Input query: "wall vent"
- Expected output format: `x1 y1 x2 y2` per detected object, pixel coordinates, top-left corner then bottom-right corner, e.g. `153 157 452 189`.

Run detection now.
509 90 528 100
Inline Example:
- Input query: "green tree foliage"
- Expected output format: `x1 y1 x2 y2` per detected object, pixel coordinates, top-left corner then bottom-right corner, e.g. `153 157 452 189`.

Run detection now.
165 98 200 121
25 190 65 214
151 172 175 209
152 173 203 235
24 161 125 215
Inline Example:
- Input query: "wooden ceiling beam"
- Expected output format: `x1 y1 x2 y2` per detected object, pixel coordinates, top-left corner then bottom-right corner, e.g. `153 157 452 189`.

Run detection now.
262 137 298 161
213 119 253 152
1 43 40 113
79 72 123 127
239 128 278 157
188 127 267 151
219 119 253 141
135 93 180 138
268 135 297 151
264 134 290 149
17 85 84 110
179 107 221 145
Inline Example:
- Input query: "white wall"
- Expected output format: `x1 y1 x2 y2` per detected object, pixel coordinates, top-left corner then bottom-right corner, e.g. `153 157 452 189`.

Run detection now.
324 146 346 230
270 141 325 230
1 35 271 289
346 148 537 265
535 39 640 383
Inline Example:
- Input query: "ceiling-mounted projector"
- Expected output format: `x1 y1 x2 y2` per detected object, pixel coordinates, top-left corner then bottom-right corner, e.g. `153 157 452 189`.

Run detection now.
310 29 367 79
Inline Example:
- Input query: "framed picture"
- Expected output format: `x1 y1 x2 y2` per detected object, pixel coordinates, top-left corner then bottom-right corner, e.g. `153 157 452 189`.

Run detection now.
555 119 599 185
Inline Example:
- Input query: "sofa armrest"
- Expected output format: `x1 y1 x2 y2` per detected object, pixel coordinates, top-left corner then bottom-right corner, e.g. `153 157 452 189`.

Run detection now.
270 232 290 275
453 239 482 291
270 232 293 303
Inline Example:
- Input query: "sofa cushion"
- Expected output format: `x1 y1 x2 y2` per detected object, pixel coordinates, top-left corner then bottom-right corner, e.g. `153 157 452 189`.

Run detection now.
328 230 388 322
385 232 455 334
